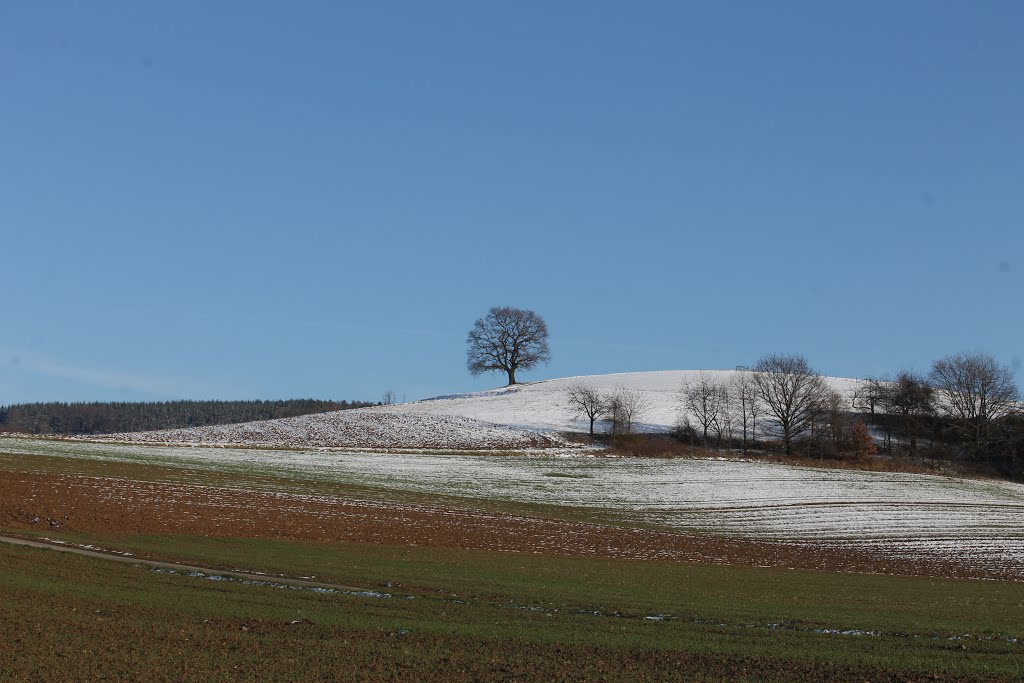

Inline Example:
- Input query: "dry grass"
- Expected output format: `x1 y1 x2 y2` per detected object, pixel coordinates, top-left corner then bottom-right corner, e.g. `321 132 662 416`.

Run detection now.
594 434 1009 481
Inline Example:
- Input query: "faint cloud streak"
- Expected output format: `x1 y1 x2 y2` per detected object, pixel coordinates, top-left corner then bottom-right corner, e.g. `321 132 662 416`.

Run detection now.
2 348 215 398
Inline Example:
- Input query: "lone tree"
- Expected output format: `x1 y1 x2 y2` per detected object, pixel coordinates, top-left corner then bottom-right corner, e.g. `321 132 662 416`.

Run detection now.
566 382 606 436
466 307 550 385
753 353 828 455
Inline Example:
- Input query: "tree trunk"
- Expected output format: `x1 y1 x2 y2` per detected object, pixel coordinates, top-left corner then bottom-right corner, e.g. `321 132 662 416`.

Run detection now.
506 367 516 385
589 416 595 436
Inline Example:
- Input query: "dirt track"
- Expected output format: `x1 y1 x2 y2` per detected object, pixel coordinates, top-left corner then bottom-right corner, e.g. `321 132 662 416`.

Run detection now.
0 534 378 593
2 469 1019 581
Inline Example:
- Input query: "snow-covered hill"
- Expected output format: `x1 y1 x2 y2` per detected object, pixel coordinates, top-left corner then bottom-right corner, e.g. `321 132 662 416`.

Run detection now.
385 370 867 433
99 370 868 450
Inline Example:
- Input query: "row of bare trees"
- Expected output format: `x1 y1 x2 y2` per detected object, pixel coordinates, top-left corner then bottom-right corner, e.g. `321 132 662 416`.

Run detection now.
568 350 1021 468
853 352 1021 462
681 371 759 450
684 351 1021 462
680 355 871 456
565 384 652 437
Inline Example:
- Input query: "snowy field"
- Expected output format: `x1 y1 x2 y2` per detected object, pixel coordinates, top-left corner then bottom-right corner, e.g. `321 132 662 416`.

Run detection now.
88 411 569 451
94 370 868 449
5 435 1023 576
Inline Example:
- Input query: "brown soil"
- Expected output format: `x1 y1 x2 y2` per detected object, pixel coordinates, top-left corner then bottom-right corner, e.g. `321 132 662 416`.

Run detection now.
1 469 1018 582
602 437 1003 479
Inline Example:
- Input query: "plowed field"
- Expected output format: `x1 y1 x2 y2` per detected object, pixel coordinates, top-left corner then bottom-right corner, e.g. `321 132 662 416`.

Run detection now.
2 468 1020 581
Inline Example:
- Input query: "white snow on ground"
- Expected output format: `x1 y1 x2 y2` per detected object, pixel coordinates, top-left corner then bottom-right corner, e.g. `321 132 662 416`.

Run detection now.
96 411 567 451
97 370 868 449
5 436 1023 577
385 370 867 433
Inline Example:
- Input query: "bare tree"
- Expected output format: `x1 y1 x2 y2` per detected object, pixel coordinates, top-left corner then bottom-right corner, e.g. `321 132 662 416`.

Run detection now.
381 390 397 406
565 382 606 436
681 373 726 443
730 370 760 452
749 380 762 444
821 388 849 453
714 384 734 447
929 352 1020 456
753 353 828 455
607 386 651 436
879 370 935 452
466 307 550 385
852 378 888 416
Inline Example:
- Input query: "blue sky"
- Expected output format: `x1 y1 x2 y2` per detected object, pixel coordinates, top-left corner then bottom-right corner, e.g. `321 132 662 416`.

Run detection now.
1 1 1021 404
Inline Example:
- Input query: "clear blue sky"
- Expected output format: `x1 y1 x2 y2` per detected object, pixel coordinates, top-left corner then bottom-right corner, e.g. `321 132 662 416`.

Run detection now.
1 1 1021 404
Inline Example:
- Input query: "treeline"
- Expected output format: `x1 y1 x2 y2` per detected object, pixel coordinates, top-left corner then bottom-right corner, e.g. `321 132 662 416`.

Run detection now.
854 354 1023 475
567 350 1024 479
0 399 377 435
672 355 882 461
727 351 1024 477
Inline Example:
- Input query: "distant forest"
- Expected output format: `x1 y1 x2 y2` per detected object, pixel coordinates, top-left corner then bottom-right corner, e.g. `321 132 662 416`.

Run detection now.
0 399 377 435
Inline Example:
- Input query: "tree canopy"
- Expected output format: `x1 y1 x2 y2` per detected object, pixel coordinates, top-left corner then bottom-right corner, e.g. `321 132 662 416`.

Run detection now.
466 307 550 386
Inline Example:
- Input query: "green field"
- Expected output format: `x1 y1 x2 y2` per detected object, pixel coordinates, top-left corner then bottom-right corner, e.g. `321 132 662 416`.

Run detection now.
1 532 1022 682
2 440 1024 681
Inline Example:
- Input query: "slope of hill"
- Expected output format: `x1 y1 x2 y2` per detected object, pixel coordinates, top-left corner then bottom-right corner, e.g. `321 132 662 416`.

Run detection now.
94 370 867 450
387 370 867 433
94 411 568 451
